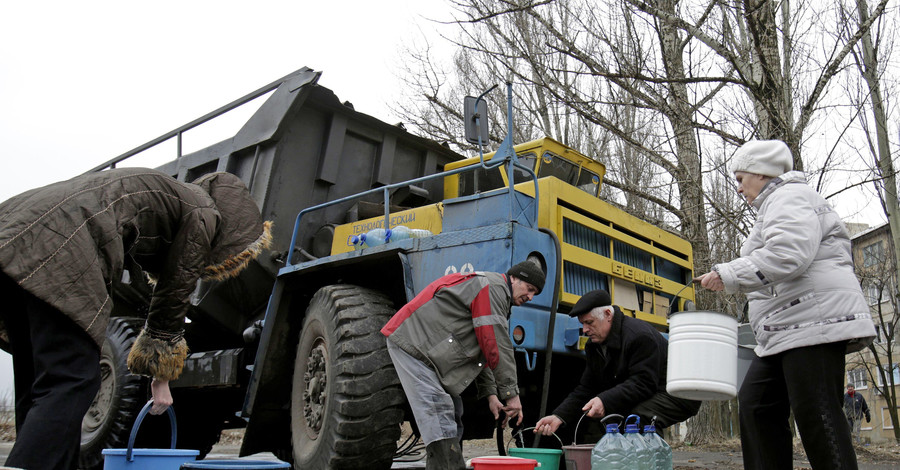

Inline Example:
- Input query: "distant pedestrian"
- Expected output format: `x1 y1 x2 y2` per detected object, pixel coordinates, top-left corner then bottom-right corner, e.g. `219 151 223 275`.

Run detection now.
0 168 272 470
844 384 871 440
696 140 876 470
381 260 544 470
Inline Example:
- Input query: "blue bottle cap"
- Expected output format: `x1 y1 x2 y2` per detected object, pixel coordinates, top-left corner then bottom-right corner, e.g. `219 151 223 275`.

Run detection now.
643 425 656 433
624 424 640 433
605 423 620 433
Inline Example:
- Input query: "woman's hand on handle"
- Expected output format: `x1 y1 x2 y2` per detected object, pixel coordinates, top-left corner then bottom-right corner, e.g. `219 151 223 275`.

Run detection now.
695 271 724 292
149 378 173 415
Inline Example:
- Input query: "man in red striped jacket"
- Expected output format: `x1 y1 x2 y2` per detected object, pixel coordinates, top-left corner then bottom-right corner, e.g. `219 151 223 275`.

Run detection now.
381 260 545 470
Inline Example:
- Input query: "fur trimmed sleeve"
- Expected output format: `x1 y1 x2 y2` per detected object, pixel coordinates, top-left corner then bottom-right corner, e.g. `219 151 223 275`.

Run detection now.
127 327 189 381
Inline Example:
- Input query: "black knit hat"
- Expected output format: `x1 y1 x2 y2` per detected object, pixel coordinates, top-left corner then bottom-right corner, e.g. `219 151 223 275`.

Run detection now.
568 289 612 317
507 261 545 295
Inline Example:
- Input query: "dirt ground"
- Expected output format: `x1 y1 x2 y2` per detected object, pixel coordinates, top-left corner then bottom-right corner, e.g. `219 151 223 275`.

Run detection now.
3 425 899 469
668 438 900 469
388 425 900 469
401 425 900 470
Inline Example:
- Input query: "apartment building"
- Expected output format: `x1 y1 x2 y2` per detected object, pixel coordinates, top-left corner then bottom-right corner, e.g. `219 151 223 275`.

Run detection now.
848 222 900 443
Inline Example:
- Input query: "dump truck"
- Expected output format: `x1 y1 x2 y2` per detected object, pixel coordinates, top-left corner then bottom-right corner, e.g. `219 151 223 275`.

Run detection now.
76 68 695 469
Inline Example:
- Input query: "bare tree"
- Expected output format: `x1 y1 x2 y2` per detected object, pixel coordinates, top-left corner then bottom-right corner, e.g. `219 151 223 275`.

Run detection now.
394 0 892 443
839 0 900 443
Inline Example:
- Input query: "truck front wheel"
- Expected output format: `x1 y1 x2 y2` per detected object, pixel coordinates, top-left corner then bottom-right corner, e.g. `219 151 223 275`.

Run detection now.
291 284 405 469
78 317 145 470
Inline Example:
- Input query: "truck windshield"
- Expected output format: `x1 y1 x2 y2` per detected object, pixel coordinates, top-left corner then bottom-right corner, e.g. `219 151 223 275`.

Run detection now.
511 152 539 185
458 165 506 195
538 151 600 197
575 168 601 197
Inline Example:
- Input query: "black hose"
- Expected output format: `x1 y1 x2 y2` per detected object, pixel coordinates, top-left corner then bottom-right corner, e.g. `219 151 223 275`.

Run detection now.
533 227 562 448
497 228 562 454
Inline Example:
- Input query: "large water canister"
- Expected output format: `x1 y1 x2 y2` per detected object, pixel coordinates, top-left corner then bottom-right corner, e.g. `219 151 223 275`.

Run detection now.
666 310 738 400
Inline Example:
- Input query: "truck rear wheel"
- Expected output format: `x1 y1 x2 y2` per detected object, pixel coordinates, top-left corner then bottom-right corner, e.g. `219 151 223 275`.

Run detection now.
291 284 404 469
79 317 146 470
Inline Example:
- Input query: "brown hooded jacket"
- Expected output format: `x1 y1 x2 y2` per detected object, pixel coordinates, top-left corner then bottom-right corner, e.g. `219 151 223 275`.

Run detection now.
0 167 271 380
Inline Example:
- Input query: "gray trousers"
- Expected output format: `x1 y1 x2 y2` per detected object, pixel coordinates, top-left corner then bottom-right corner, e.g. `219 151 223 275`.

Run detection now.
387 337 464 445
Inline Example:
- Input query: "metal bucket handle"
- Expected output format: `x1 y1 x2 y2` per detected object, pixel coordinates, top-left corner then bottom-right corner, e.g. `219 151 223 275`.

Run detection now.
126 401 177 462
506 427 564 454
569 413 623 445
667 282 695 318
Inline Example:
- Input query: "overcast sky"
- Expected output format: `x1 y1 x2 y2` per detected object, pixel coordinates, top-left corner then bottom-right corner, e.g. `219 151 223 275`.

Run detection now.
0 0 456 401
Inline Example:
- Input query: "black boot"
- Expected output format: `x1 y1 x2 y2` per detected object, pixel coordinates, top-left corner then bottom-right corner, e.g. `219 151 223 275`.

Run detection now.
425 437 466 470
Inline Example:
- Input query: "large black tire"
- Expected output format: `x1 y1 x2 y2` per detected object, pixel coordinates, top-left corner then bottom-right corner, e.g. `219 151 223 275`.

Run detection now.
78 316 227 466
79 317 146 470
291 285 405 469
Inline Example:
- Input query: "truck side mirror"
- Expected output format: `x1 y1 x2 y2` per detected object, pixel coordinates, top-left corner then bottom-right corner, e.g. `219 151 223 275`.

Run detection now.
464 96 489 146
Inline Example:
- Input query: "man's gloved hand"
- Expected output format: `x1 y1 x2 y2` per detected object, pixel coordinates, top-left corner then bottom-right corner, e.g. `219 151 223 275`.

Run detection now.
866 413 871 423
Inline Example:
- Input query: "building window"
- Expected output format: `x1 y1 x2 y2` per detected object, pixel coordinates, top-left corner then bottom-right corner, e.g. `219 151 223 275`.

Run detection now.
863 241 885 267
883 407 896 430
865 284 882 305
876 324 895 344
877 364 900 390
848 368 868 390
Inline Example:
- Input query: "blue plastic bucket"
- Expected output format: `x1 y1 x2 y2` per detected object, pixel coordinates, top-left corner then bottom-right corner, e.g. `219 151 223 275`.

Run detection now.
181 460 291 469
102 401 199 470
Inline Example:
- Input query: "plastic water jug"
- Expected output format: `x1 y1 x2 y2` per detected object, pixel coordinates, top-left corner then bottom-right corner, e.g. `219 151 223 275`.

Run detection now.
641 424 672 470
389 225 433 241
389 225 411 241
623 415 653 469
590 422 631 469
350 233 367 250
363 228 392 247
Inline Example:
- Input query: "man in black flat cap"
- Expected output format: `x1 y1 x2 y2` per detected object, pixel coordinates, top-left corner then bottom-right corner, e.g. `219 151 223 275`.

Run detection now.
534 289 700 439
382 260 545 470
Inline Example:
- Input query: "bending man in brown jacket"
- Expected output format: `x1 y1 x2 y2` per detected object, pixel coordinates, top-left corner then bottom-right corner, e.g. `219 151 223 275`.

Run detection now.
0 168 272 470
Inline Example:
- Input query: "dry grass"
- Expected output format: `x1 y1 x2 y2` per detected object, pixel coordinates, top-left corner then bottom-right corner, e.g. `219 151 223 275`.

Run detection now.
852 441 900 463
0 389 14 442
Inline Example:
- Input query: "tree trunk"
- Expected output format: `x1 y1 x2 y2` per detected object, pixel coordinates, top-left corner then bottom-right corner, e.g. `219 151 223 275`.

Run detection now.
854 0 900 441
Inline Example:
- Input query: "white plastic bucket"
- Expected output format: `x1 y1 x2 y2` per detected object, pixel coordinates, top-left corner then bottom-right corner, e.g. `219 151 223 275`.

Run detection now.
666 310 738 401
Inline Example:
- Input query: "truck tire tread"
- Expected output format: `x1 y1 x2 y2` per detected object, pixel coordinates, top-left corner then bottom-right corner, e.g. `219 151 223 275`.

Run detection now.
290 284 403 469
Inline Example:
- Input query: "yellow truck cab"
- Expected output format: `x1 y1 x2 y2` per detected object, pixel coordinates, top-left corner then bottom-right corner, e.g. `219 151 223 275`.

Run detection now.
333 136 694 329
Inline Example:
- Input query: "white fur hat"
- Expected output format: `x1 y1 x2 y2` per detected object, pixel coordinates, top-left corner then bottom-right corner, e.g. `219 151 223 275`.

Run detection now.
730 140 793 177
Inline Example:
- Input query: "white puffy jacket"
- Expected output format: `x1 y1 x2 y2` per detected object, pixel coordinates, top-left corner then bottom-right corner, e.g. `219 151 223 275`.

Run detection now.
715 171 875 357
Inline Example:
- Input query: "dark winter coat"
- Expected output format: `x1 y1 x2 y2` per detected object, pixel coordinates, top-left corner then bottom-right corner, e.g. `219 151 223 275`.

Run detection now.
0 168 270 379
552 307 676 425
844 391 871 423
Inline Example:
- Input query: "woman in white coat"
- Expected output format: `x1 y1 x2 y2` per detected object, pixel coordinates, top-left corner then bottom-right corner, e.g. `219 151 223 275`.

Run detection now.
696 140 875 470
